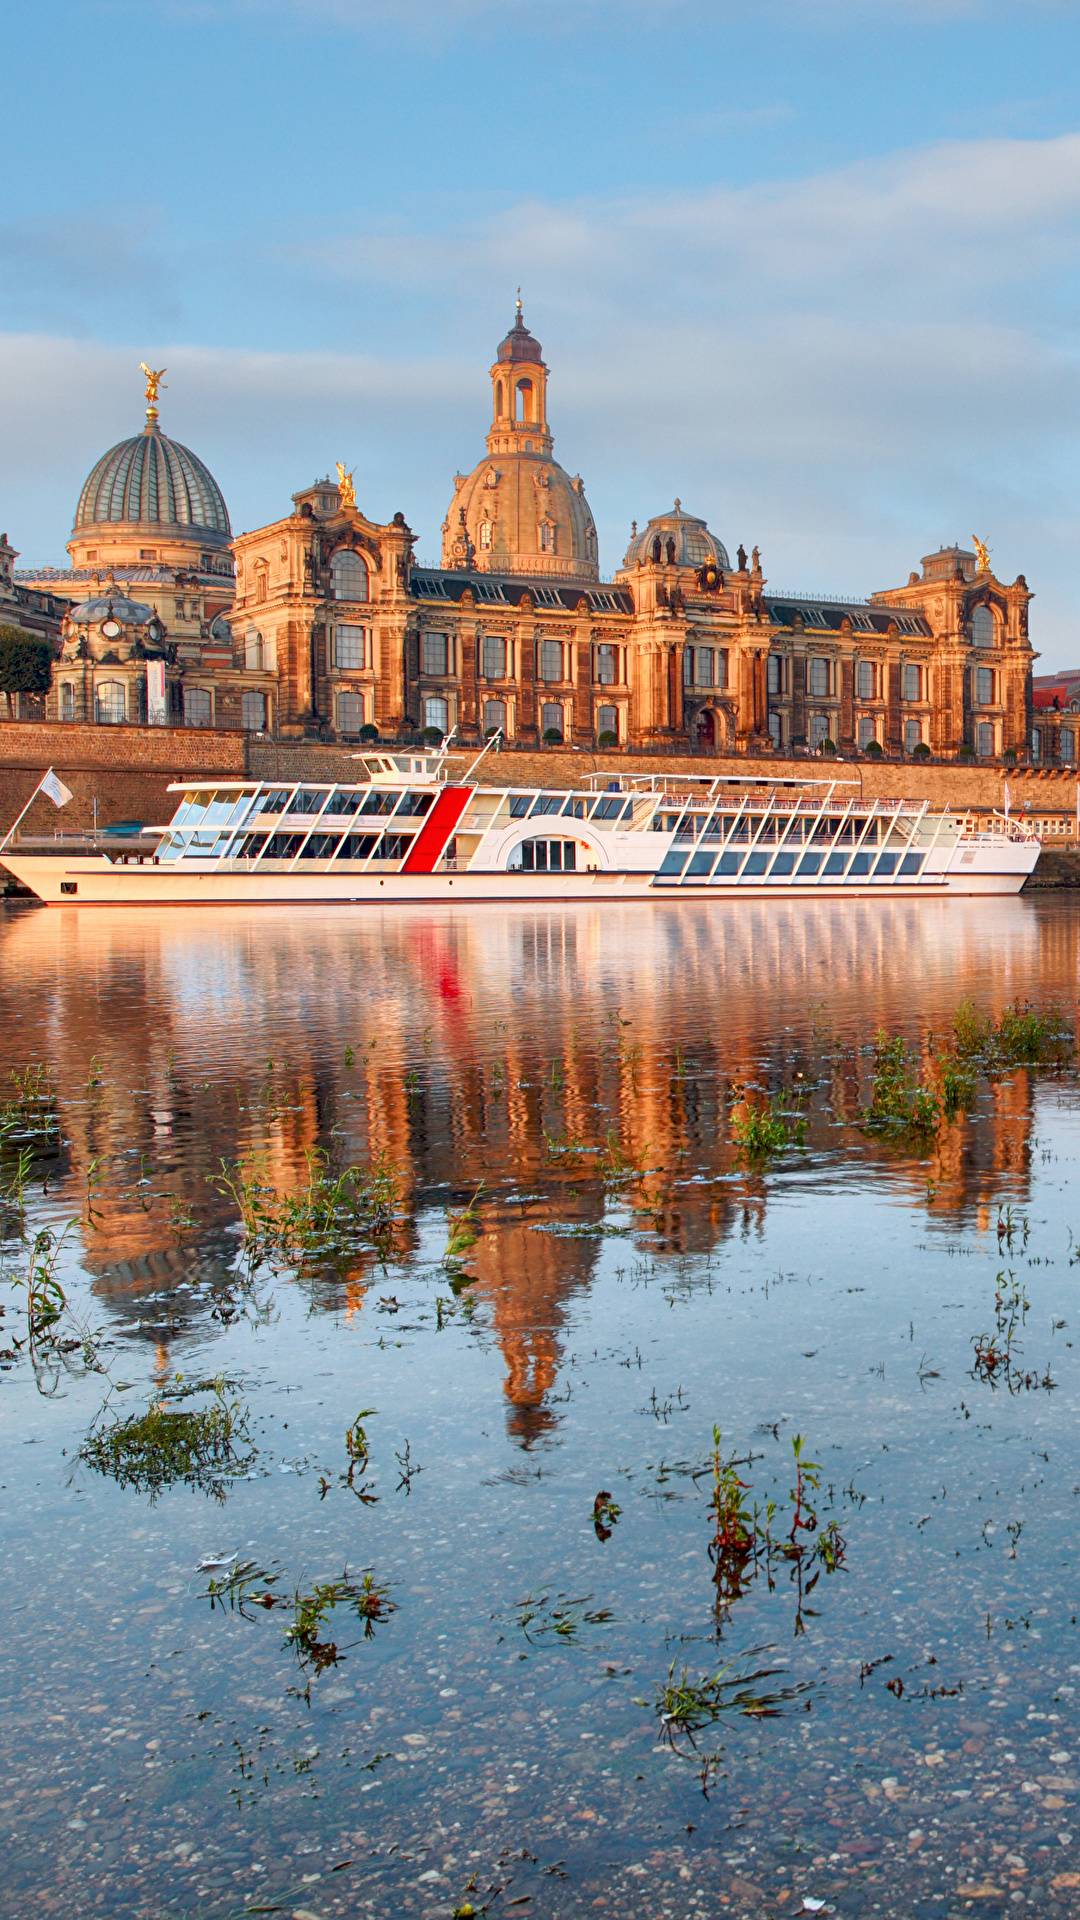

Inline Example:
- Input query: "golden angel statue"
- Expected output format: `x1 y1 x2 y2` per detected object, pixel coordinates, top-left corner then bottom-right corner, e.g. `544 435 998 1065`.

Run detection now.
973 534 991 574
336 463 356 509
140 364 167 406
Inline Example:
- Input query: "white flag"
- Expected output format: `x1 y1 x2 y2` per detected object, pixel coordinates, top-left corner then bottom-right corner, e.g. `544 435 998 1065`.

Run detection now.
146 658 167 725
1003 781 1011 818
40 768 72 809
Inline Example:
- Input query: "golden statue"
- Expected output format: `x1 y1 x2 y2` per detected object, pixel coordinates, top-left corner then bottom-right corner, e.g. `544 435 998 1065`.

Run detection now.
973 534 991 574
140 364 167 407
336 463 356 509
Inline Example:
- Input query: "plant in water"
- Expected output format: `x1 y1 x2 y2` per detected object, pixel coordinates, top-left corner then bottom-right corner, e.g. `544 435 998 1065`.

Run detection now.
214 1147 401 1269
971 1269 1052 1393
285 1568 395 1676
730 1092 805 1160
497 1588 614 1647
863 1033 940 1138
443 1182 484 1290
79 1375 255 1501
708 1426 764 1608
951 998 1073 1072
592 1490 621 1540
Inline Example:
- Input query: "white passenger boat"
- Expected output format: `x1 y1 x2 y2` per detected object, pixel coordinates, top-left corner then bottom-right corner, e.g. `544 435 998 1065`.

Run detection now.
1 747 1039 907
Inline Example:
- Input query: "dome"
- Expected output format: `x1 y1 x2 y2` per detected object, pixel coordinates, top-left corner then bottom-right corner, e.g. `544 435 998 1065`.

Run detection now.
73 424 231 542
67 593 157 625
496 310 544 366
623 504 730 572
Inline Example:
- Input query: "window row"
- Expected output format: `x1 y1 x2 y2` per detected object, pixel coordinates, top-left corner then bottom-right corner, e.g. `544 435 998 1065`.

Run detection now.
766 658 928 701
58 681 270 732
682 647 729 689
419 634 626 686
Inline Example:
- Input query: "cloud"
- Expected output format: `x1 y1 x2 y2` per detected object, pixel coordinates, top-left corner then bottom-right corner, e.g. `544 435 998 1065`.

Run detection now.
3 130 1080 663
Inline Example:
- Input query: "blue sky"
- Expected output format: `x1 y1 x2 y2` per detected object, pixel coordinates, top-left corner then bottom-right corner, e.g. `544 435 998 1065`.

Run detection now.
4 0 1080 662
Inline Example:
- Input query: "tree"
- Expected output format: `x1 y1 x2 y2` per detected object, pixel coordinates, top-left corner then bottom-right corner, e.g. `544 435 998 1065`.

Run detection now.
0 627 53 718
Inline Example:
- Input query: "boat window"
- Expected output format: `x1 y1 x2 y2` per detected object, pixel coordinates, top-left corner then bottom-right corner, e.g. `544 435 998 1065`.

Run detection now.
510 838 577 871
392 757 414 773
373 833 412 861
593 796 631 823
398 791 436 817
323 790 366 816
359 790 401 815
297 833 344 860
333 834 379 860
235 834 269 860
529 795 563 818
251 789 293 815
262 832 309 860
509 796 532 818
285 789 330 817
561 796 595 819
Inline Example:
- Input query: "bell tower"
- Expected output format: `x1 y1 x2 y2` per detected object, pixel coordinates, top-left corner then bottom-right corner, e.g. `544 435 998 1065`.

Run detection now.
487 298 553 458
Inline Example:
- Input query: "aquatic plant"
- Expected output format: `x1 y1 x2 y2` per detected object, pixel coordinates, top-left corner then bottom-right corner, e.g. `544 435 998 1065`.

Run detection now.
863 1033 940 1138
971 1269 1053 1393
730 1092 805 1160
285 1569 395 1673
79 1375 255 1500
443 1181 484 1284
214 1147 401 1268
592 1490 621 1540
951 998 1073 1071
498 1588 614 1647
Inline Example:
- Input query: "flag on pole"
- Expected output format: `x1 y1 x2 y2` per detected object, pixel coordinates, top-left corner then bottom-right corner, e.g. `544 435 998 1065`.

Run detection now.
39 768 73 809
1003 781 1010 819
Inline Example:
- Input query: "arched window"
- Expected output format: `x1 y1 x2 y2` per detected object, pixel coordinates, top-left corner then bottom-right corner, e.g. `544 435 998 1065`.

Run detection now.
242 690 267 732
857 715 876 748
597 704 618 741
483 699 507 737
539 522 553 552
184 687 212 729
254 567 267 605
972 605 995 647
540 702 564 740
337 691 365 735
59 682 76 722
424 695 449 736
515 379 533 423
904 718 923 751
1061 729 1075 765
495 380 504 418
331 550 368 603
95 681 126 724
479 520 493 550
977 722 995 757
810 712 830 750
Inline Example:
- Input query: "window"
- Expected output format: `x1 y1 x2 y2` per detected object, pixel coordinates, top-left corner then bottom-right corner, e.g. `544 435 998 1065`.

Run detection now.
597 704 618 741
337 690 365 734
424 696 449 735
539 640 563 683
768 711 782 748
335 625 367 670
483 699 507 737
972 606 995 647
423 632 449 676
479 520 493 550
60 683 76 721
242 690 267 732
331 551 368 602
95 681 125 724
856 660 875 700
200 552 212 572
184 687 212 729
715 650 729 690
1061 729 1076 765
682 650 694 685
595 644 617 686
976 667 994 705
139 549 157 561
515 839 577 871
902 663 921 702
695 649 714 687
977 722 995 758
1032 727 1042 760
255 570 267 604
810 712 830 749
482 636 506 680
809 657 830 698
539 522 553 552
857 715 876 748
541 702 564 739
85 551 97 562
904 718 923 751
245 630 263 671
767 655 782 696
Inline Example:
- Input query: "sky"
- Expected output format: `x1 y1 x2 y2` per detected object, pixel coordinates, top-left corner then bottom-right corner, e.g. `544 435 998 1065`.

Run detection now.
4 0 1080 663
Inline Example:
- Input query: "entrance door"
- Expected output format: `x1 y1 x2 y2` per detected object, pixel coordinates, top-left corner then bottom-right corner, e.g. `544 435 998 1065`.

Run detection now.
695 708 715 748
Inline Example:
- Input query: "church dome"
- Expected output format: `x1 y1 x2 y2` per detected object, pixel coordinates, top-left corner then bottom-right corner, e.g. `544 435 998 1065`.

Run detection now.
623 504 730 572
496 310 544 366
74 423 231 544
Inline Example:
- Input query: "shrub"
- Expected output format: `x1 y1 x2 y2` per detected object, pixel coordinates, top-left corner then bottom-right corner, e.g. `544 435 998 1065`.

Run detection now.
957 745 975 762
358 723 379 742
422 726 444 745
0 627 52 697
820 738 837 756
543 727 564 745
863 739 883 758
598 730 618 747
1003 746 1018 763
912 741 931 759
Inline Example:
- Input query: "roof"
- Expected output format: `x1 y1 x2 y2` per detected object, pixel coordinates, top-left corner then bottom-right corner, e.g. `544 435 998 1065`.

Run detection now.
74 423 231 538
764 596 932 639
623 506 730 573
410 569 633 615
496 307 544 366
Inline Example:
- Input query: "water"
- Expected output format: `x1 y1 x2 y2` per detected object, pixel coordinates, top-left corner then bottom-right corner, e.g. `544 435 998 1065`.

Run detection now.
3 895 1080 1918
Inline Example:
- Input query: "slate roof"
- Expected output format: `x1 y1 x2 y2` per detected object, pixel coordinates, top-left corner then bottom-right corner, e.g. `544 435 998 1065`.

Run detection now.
410 570 633 616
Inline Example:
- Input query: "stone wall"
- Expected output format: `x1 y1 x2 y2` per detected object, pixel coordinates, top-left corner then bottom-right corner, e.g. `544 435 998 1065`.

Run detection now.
0 721 245 836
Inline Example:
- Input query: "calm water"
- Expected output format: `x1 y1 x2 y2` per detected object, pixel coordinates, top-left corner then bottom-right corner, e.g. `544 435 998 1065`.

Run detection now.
4 895 1080 1919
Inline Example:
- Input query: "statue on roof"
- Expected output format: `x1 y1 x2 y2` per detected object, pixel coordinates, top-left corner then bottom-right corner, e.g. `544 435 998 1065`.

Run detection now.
140 364 167 406
973 534 991 574
336 464 356 510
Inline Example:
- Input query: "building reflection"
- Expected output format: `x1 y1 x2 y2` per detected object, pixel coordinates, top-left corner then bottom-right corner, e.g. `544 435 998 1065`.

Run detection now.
0 894 1068 1438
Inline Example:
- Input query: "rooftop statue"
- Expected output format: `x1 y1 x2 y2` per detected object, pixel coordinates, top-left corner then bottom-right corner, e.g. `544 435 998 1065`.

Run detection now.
973 535 991 573
140 364 167 407
336 464 356 510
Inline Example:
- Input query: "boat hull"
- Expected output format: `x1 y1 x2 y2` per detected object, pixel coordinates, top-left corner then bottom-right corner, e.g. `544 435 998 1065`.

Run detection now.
1 855 1037 906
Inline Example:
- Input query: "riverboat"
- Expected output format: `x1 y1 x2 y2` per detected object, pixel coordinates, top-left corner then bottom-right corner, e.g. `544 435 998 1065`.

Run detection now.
1 747 1039 907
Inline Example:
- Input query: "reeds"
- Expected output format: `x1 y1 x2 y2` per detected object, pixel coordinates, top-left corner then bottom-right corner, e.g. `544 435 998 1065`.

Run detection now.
214 1147 401 1268
79 1375 255 1500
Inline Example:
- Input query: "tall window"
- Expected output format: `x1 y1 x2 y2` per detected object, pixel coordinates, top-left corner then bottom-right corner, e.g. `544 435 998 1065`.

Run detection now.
856 660 875 700
254 570 267 604
809 657 830 698
857 715 876 748
767 655 782 696
695 649 714 687
483 699 507 737
331 551 368 602
242 691 267 732
768 711 782 748
682 650 694 685
902 662 921 702
539 640 562 683
541 702 564 739
479 520 493 550
810 712 830 749
483 636 506 680
539 522 553 552
595 644 617 685
337 691 365 734
424 696 449 735
977 722 995 757
335 625 367 669
972 606 995 647
904 718 923 751
1061 729 1076 765
60 682 75 722
715 650 729 689
423 632 449 676
976 666 994 705
184 687 212 729
597 705 618 741
95 682 125 724
1032 727 1042 761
